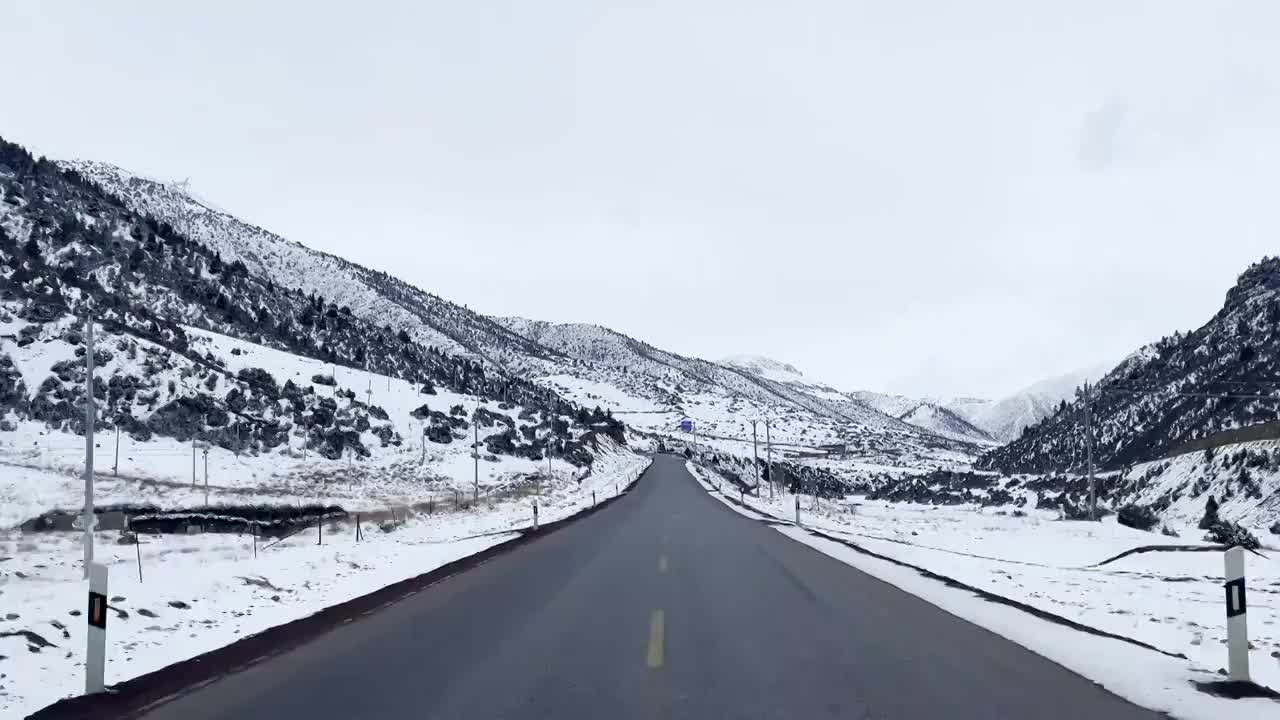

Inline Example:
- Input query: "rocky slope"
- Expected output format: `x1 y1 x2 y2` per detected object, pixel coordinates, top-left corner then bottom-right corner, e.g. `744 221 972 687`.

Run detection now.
60 160 557 372
981 257 1280 473
956 365 1110 443
0 135 627 526
495 319 979 452
54 158 981 460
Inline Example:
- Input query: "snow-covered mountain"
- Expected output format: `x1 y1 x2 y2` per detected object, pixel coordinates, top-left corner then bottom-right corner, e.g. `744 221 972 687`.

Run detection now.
850 390 922 420
494 320 979 457
897 403 997 445
850 365 1109 445
954 365 1110 443
981 257 1280 473
719 354 806 383
0 136 987 530
847 391 995 445
706 357 996 447
0 136 629 529
60 159 557 372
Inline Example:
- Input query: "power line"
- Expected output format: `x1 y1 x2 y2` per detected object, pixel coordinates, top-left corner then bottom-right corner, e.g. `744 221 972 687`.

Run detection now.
1105 386 1280 402
1188 378 1280 387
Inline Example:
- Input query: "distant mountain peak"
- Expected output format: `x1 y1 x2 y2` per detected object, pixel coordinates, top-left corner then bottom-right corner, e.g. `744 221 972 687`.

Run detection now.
719 354 804 380
1222 255 1280 314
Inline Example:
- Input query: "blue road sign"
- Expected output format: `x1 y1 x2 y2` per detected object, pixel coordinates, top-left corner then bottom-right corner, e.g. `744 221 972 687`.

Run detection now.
680 419 694 433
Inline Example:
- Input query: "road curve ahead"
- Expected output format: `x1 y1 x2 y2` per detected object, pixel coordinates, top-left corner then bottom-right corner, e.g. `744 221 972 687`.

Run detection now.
135 455 1158 720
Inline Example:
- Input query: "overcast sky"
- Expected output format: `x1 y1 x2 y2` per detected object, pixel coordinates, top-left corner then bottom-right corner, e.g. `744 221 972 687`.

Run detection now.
4 2 1279 398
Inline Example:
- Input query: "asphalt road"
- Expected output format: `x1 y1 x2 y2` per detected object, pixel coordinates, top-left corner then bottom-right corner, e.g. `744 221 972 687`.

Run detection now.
136 454 1159 719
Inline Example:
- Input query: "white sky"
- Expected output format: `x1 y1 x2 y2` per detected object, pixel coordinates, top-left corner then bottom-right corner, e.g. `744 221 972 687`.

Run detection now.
3 1 1279 399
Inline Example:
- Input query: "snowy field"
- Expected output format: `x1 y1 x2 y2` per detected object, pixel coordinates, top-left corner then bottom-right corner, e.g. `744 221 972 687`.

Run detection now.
689 462 1280 719
0 455 650 717
0 323 630 528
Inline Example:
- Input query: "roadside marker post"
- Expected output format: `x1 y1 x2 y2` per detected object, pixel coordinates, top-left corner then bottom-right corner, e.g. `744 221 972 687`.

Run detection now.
1225 546 1251 682
86 562 108 694
592 491 596 507
533 500 539 530
795 495 801 526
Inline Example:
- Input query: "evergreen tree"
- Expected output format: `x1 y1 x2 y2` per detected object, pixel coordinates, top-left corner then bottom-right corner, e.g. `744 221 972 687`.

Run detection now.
1197 494 1220 530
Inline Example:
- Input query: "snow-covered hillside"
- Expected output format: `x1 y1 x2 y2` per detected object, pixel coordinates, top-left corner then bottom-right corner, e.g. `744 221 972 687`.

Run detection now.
0 137 634 532
849 390 920 419
0 310 624 528
959 365 1110 443
719 354 806 383
984 257 1280 473
496 319 982 459
60 159 556 372
1 132 995 534
851 365 1107 444
897 403 996 445
36 151 991 476
1114 439 1280 529
847 391 994 444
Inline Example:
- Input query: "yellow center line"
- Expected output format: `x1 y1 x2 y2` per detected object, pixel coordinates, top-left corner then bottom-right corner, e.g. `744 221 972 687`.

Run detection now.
646 609 665 669
658 555 668 574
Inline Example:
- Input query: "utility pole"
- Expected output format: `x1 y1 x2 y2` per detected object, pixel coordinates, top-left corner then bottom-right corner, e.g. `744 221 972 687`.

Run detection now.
202 448 210 506
473 401 479 502
200 413 207 492
107 382 120 477
82 314 95 579
1084 381 1096 521
765 420 774 500
751 420 760 491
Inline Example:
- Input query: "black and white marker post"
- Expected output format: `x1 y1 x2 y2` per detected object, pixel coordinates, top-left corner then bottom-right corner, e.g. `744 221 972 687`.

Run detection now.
86 561 109 694
1224 546 1250 682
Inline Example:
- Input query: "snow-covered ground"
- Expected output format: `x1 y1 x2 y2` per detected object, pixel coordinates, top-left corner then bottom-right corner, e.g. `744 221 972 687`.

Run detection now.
1117 440 1280 529
0 454 649 717
0 322 631 528
689 461 1280 719
536 370 976 480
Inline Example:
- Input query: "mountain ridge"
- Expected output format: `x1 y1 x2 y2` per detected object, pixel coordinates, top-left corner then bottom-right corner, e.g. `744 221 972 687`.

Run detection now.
41 154 983 465
60 159 560 374
980 256 1280 473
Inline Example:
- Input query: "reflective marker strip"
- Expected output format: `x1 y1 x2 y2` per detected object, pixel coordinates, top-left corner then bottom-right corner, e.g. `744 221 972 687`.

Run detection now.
1225 578 1247 618
88 592 107 629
